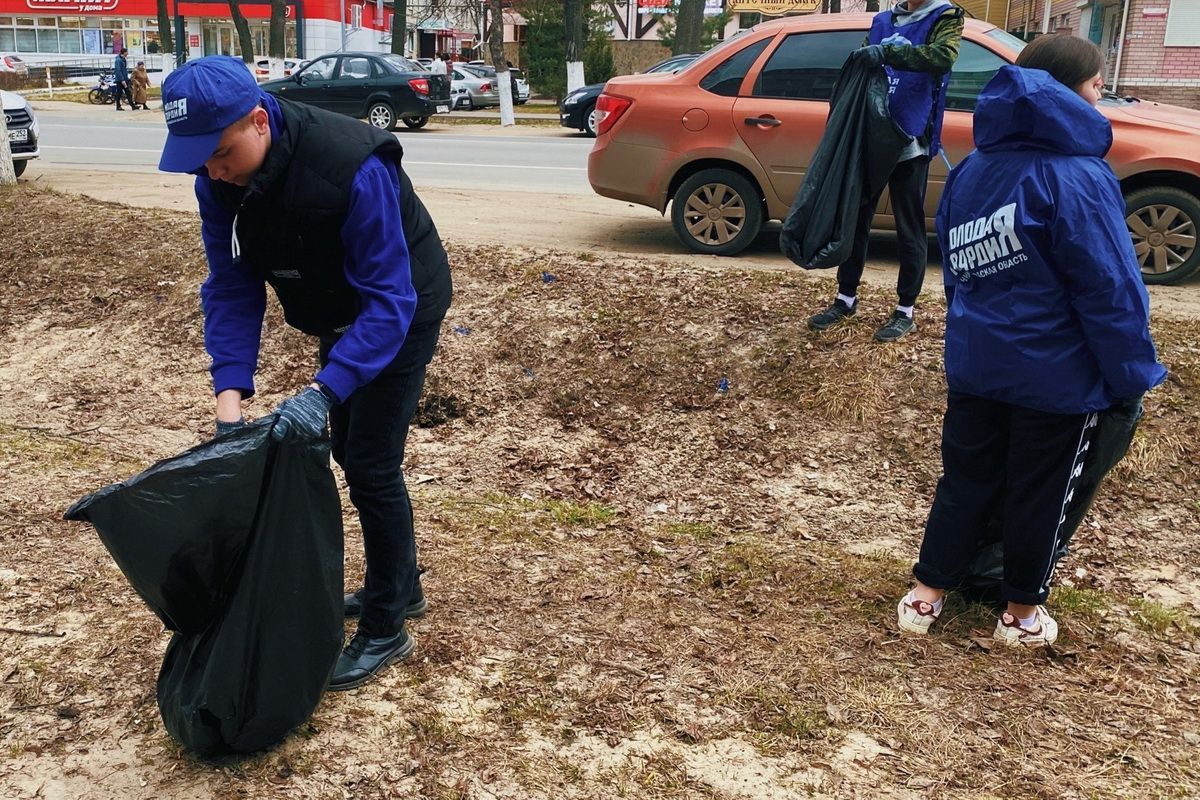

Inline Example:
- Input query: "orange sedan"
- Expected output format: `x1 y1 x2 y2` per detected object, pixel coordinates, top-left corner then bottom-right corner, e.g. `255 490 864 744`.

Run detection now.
588 15 1200 285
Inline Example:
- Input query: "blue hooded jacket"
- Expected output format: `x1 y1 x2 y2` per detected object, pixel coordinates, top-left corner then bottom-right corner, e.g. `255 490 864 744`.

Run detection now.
936 66 1166 415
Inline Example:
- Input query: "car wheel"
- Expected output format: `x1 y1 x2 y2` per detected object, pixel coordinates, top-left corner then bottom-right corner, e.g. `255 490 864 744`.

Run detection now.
403 116 429 129
13 159 26 178
1125 187 1200 285
584 103 599 137
670 169 764 257
367 102 397 131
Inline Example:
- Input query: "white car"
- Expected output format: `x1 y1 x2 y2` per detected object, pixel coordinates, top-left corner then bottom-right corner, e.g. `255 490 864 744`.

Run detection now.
2 89 40 177
0 54 29 76
253 58 302 82
512 68 530 105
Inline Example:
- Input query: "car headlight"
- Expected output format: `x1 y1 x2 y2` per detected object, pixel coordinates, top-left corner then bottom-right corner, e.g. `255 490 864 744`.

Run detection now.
563 94 581 106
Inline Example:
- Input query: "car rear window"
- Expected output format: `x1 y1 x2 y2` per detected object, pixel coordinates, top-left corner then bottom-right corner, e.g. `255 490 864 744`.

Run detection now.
380 54 422 73
752 30 863 101
700 38 770 97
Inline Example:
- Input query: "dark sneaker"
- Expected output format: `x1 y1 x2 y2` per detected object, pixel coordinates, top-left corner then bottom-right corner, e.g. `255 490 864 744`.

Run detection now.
328 627 415 691
807 298 857 331
344 586 427 619
874 311 916 342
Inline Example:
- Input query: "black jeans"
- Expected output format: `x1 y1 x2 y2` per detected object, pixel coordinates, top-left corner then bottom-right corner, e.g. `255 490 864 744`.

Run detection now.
837 156 930 308
914 392 1098 606
319 320 441 637
115 80 134 108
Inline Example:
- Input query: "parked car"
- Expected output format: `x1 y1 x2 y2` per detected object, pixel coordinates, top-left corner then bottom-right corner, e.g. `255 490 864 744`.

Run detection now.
588 15 1200 285
450 66 499 110
512 68 530 104
0 54 28 76
2 89 40 177
459 63 520 105
262 52 451 131
561 53 701 137
253 57 302 81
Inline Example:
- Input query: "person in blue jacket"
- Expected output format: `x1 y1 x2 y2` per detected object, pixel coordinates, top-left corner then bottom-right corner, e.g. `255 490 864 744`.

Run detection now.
157 56 453 689
112 47 134 111
896 35 1167 646
808 0 964 342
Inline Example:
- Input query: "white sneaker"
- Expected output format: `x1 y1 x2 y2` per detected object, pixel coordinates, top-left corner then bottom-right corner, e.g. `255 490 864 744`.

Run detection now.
896 591 941 635
993 607 1059 647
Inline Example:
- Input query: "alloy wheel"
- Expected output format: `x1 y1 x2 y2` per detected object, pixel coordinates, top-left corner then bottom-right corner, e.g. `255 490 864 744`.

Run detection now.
1127 203 1197 276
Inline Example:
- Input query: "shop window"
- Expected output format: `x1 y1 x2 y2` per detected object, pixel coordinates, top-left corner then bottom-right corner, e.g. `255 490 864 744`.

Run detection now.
0 31 13 51
0 18 12 26
36 29 60 52
15 28 36 52
59 17 85 29
60 30 82 53
350 5 362 30
15 18 35 27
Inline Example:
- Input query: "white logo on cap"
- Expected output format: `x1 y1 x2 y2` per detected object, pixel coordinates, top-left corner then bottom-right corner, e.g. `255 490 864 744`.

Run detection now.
164 98 188 125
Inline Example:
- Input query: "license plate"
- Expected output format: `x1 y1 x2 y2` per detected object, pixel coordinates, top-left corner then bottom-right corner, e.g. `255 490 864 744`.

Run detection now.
7 128 27 142
436 104 449 114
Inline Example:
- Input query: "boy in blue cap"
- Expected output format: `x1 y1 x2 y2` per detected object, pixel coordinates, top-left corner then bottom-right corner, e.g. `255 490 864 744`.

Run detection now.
158 56 452 690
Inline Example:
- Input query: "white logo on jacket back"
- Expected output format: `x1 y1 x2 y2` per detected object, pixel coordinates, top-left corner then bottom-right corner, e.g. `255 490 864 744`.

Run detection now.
947 202 1028 281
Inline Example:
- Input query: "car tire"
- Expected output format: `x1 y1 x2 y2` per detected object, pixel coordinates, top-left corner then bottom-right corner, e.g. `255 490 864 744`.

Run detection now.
367 102 397 132
583 103 599 137
670 169 764 257
403 116 429 129
13 159 26 178
1124 186 1200 285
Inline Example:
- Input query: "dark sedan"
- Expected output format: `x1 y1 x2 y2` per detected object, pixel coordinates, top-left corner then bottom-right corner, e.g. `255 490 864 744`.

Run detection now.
560 53 702 137
262 52 451 131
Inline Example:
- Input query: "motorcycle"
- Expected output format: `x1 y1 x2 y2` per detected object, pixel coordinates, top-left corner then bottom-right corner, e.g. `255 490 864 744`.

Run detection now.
88 71 117 105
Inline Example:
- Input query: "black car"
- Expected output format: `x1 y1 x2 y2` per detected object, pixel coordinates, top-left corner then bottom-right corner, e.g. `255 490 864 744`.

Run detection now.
262 52 452 131
560 53 702 137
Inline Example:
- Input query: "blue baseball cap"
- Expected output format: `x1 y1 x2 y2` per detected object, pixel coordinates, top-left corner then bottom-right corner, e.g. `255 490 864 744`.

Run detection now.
159 56 262 173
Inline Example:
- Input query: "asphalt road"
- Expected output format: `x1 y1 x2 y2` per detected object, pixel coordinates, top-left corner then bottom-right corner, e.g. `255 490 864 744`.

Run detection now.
31 104 595 194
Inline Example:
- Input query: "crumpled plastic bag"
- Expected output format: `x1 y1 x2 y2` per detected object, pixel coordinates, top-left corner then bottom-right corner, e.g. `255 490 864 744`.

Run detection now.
65 418 344 756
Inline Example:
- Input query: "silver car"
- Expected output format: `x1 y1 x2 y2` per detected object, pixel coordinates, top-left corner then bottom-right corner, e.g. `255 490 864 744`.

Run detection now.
450 66 498 110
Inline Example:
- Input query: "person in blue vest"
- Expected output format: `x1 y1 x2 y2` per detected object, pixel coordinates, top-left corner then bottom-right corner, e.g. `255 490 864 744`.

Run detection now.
112 47 134 112
157 56 453 689
896 35 1166 646
808 0 964 342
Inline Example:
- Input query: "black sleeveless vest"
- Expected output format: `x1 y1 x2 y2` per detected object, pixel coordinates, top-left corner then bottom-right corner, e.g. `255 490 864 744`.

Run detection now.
213 98 452 337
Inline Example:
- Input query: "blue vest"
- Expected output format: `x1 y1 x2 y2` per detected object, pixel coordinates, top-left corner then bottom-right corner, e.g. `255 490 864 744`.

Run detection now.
868 6 954 156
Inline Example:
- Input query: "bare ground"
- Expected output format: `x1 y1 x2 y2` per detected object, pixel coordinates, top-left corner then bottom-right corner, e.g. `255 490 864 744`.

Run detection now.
1 185 1199 800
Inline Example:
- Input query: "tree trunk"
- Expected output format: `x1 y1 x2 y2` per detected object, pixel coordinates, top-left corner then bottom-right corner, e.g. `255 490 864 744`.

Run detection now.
564 0 585 92
489 0 515 126
673 0 704 56
155 0 174 56
391 0 407 56
268 0 287 77
228 0 256 62
0 111 16 186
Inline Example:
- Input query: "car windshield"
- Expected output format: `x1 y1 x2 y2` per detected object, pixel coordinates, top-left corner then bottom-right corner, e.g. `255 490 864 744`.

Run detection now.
380 54 423 73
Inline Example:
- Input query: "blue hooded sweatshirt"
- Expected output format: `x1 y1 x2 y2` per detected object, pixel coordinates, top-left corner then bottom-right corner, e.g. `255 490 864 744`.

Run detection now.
936 66 1166 415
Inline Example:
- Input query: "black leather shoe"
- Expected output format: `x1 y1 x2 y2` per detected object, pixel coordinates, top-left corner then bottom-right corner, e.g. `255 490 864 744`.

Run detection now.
343 586 427 619
328 628 415 691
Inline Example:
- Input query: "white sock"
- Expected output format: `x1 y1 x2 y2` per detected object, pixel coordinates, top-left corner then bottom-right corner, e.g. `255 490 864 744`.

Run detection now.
909 590 943 615
1017 611 1038 629
896 304 914 318
837 293 857 308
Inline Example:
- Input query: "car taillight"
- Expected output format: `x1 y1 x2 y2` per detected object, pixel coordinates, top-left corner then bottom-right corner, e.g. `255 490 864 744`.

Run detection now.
594 94 632 136
3 56 14 69
409 78 430 96
480 82 491 92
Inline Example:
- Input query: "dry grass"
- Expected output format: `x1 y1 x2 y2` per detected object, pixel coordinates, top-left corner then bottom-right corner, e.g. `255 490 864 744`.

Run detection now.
1 185 1199 799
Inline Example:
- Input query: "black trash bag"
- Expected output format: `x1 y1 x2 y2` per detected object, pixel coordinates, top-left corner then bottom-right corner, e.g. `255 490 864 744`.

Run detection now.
64 418 344 756
960 402 1143 608
780 53 911 270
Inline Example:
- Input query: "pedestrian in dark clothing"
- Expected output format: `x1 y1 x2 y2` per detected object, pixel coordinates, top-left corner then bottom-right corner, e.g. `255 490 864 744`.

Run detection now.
113 47 134 111
157 56 453 690
896 36 1167 647
807 0 964 342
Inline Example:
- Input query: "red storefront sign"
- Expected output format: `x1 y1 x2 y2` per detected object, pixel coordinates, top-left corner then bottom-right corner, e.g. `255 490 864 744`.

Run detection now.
14 0 293 19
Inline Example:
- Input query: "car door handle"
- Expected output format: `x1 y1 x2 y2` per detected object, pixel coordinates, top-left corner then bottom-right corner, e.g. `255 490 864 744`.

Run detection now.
744 116 782 127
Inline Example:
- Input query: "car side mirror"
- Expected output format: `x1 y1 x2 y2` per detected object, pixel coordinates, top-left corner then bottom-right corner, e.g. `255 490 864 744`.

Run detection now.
295 72 306 84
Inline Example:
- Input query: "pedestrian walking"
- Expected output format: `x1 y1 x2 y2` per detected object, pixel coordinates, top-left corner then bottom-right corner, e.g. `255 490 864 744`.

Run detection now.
896 35 1167 647
157 56 453 690
112 47 134 111
807 0 964 342
132 61 151 110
